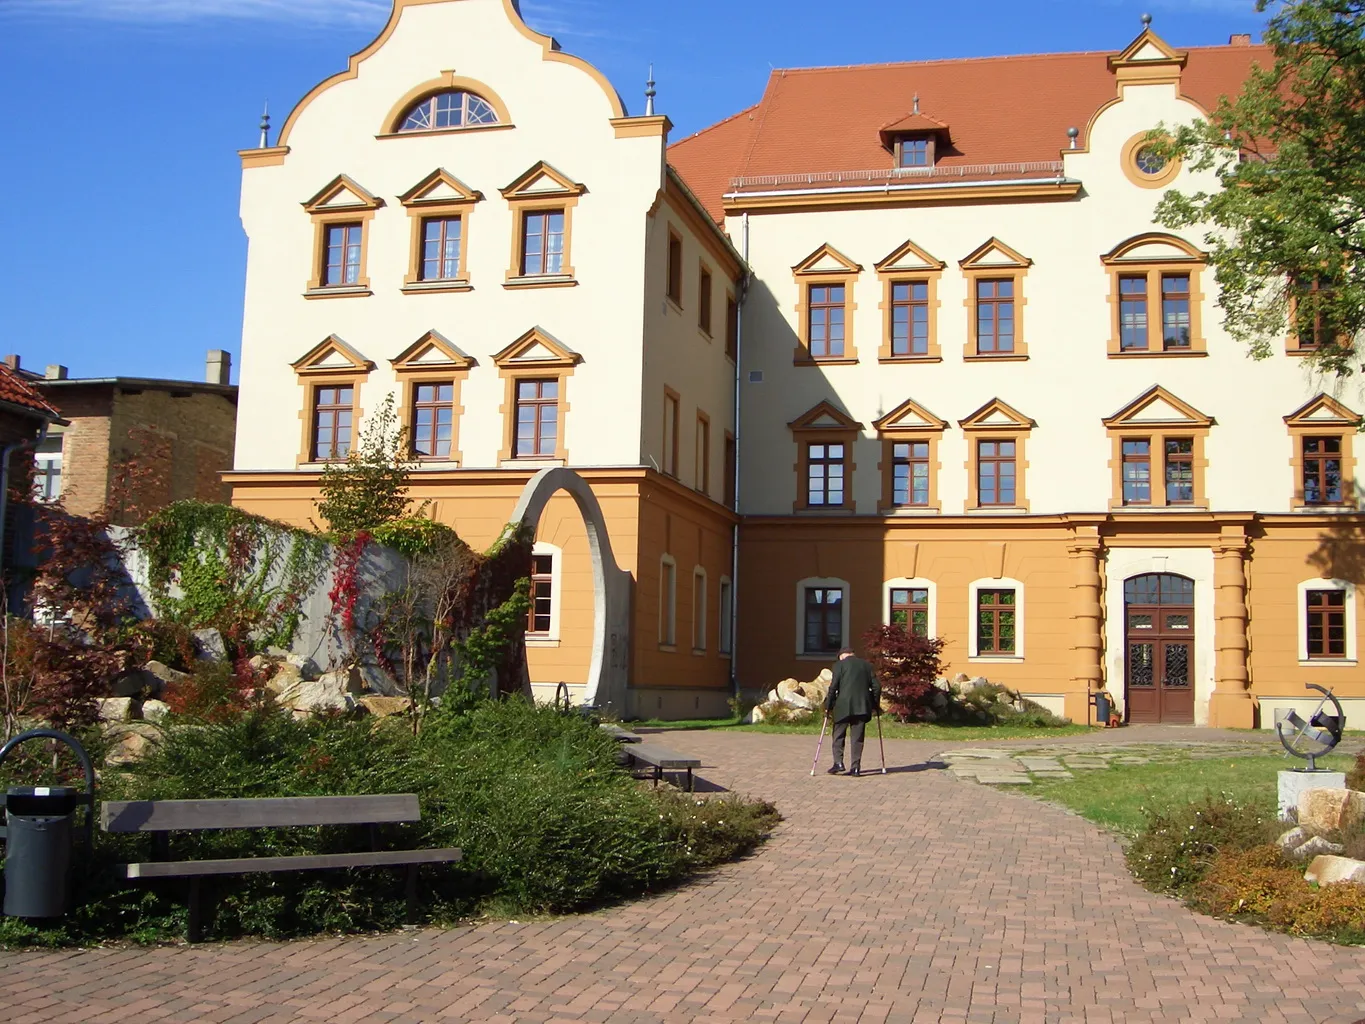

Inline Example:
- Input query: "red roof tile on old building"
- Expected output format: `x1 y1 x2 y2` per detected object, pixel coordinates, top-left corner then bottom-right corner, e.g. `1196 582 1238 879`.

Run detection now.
669 43 1267 222
0 364 61 420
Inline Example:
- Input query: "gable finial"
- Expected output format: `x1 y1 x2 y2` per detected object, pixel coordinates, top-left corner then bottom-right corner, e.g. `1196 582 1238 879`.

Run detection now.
1140 12 1152 28
912 92 920 115
645 64 656 116
1067 126 1079 150
258 101 271 148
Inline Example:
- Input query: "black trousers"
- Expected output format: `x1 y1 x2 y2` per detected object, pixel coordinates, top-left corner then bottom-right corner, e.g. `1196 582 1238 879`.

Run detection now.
831 715 869 771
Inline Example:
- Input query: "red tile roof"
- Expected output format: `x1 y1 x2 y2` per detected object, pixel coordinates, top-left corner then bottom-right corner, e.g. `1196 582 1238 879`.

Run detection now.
0 365 61 420
669 42 1268 222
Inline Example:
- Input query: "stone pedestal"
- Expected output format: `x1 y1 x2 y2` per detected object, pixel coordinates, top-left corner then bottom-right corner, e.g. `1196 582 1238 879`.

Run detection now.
1279 769 1346 821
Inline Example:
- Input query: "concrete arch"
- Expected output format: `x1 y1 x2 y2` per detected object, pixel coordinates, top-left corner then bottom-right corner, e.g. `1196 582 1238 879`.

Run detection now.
511 467 632 712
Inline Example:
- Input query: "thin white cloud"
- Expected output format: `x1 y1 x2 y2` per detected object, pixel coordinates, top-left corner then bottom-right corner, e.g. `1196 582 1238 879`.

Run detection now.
1 0 390 25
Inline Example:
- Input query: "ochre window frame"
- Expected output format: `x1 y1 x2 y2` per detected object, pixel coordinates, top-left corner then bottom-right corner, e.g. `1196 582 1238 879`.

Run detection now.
1101 233 1207 357
666 230 684 308
875 239 945 363
1103 385 1214 510
872 398 946 513
492 327 581 463
698 262 713 337
378 72 513 139
301 175 384 298
662 386 680 478
290 335 374 467
724 292 738 362
960 398 1034 511
398 169 484 294
789 400 862 513
959 238 1031 361
1286 277 1353 357
1285 393 1360 510
792 243 861 366
500 161 585 289
390 329 475 465
695 409 710 496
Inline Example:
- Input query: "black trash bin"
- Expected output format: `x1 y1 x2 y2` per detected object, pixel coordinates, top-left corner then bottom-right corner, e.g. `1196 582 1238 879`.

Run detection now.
3 787 80 918
0 730 95 920
1094 691 1111 727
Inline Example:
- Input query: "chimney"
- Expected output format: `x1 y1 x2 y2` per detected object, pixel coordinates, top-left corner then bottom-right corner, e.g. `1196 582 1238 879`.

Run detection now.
2 355 20 371
44 365 68 380
206 349 232 386
1229 33 1252 46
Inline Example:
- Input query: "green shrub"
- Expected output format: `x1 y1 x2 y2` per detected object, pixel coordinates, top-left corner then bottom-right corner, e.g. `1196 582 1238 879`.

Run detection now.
1125 793 1282 898
370 517 456 557
0 698 779 945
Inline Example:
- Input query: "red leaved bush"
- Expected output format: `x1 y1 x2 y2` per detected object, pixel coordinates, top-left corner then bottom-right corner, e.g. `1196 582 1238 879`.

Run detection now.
861 624 946 722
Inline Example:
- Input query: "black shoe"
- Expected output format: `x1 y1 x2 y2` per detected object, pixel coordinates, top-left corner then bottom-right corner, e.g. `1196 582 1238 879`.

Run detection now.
848 768 862 777
826 765 845 775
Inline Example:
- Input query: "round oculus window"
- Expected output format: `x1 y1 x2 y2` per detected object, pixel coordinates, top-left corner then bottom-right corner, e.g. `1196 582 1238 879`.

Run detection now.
1135 146 1168 176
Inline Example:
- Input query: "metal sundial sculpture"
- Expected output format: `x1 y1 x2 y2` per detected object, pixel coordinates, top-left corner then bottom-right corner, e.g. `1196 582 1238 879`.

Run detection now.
1274 683 1345 771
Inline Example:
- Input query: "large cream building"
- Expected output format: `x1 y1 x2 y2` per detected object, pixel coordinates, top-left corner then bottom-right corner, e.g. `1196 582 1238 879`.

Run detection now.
229 0 1363 726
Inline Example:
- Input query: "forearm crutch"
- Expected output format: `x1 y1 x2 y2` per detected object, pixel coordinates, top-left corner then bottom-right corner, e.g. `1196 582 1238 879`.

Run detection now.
876 711 887 774
810 711 830 776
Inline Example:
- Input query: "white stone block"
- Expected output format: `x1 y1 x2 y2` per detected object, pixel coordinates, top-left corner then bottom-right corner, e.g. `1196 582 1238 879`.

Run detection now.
1278 770 1345 821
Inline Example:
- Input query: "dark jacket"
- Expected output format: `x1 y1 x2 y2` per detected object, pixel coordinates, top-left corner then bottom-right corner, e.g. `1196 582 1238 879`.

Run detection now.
824 656 881 722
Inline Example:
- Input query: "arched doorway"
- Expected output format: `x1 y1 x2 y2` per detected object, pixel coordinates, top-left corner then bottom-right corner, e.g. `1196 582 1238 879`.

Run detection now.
1124 573 1195 724
510 467 632 713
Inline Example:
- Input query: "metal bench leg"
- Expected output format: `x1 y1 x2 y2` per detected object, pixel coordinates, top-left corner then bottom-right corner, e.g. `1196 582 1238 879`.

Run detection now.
405 864 419 925
686 768 694 793
187 878 203 944
653 765 661 788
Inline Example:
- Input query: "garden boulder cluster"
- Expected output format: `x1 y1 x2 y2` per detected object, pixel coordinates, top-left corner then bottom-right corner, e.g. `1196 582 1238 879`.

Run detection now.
1282 786 1365 883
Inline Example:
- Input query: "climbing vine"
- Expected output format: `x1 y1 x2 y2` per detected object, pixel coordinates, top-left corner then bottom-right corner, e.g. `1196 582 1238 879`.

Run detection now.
139 501 330 655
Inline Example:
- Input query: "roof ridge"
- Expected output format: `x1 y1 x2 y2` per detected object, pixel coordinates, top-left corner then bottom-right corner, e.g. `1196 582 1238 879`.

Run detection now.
668 102 759 149
768 40 1267 76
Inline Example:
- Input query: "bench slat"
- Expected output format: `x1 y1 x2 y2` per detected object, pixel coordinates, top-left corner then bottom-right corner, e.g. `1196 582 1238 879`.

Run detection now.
627 745 702 769
600 724 642 744
123 847 462 879
102 794 422 833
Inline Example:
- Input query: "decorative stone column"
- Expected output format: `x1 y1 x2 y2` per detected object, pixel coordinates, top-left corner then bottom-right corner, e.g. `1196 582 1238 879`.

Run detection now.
1066 523 1105 724
1209 527 1256 729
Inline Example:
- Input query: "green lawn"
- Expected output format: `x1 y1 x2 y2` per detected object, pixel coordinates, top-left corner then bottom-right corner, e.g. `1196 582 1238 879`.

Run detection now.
1029 752 1357 836
627 714 1094 742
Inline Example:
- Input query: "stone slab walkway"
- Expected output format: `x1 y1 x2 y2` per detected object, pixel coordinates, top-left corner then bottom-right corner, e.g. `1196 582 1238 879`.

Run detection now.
2 728 1365 1024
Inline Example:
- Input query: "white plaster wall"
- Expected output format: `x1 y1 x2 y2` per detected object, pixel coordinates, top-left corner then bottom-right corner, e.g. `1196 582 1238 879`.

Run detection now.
732 78 1365 516
236 0 662 471
1104 547 1215 724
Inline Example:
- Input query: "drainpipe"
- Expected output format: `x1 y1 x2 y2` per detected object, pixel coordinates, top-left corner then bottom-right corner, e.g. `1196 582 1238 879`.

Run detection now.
728 212 750 698
0 422 48 595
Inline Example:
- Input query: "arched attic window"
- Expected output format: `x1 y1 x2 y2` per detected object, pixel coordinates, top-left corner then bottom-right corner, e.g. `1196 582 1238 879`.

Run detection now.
399 91 499 132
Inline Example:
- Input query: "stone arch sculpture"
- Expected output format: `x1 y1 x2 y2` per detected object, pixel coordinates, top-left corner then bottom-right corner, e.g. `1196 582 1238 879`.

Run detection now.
510 467 632 712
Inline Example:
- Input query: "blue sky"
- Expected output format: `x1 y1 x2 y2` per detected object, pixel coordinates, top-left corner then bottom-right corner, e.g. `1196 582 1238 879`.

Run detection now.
0 0 1265 384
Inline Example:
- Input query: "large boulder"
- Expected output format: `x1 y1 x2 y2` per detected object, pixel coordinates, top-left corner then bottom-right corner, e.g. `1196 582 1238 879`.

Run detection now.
287 677 351 713
141 699 171 724
1295 835 1345 861
356 696 410 718
193 628 227 663
1298 788 1365 834
1304 854 1365 885
144 660 189 690
97 697 134 723
285 654 321 682
776 679 802 702
784 692 814 711
266 662 306 704
110 668 161 698
104 723 165 767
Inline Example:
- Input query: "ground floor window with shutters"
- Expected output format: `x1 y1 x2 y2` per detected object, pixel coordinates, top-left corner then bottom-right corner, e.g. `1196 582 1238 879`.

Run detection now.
1299 579 1356 664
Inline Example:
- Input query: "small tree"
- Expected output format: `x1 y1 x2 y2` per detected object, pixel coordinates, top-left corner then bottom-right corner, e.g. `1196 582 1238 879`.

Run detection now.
315 394 421 535
861 624 946 722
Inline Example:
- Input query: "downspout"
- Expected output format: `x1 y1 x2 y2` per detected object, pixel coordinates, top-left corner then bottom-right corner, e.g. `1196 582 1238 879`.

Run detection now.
728 211 750 698
0 422 48 593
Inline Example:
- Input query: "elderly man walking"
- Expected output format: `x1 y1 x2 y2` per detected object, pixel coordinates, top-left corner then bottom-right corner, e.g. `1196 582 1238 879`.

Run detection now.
823 647 881 776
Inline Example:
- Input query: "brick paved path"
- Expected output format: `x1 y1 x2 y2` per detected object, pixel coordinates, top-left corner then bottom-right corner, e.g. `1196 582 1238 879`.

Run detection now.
3 729 1365 1024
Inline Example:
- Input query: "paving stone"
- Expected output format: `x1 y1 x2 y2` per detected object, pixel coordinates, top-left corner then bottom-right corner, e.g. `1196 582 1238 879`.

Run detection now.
2 728 1363 1023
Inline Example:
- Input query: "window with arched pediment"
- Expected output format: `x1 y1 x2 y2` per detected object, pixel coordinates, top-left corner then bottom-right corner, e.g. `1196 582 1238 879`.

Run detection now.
399 91 498 132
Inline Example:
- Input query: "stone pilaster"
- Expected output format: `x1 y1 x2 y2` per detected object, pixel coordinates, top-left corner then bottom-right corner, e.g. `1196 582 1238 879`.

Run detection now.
1066 525 1105 724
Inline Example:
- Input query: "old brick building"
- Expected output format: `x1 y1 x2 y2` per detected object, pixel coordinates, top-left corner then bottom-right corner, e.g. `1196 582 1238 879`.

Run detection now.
27 351 238 523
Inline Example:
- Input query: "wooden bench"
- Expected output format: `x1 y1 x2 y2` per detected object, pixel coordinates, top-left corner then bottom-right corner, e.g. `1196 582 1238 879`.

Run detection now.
622 744 702 792
600 723 642 744
101 794 462 942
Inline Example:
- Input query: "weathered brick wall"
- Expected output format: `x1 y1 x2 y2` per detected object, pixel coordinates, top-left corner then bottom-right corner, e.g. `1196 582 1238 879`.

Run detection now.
50 389 113 519
107 389 237 523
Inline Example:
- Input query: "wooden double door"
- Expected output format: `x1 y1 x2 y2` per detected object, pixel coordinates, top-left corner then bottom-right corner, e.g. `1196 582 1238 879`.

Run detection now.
1124 573 1194 724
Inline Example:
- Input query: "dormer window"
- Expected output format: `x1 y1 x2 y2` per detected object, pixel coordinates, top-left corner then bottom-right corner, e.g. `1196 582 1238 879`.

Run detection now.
898 137 933 168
